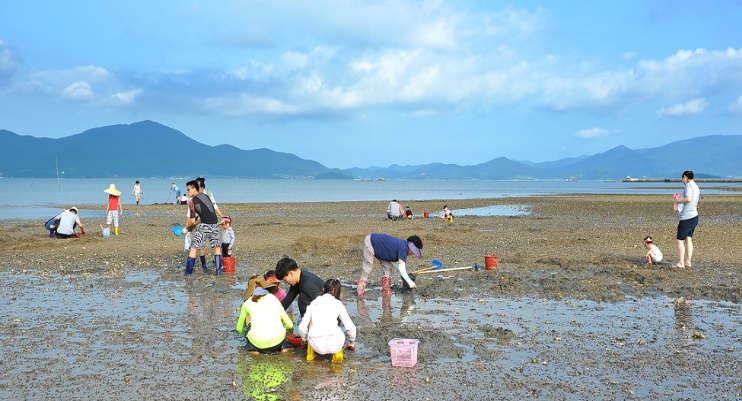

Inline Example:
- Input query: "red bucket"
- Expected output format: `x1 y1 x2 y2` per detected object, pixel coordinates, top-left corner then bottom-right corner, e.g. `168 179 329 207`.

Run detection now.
485 255 498 270
223 256 236 273
423 211 430 218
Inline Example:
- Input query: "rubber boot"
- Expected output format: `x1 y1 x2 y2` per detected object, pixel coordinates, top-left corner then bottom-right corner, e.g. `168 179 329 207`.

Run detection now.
382 277 392 295
114 227 119 236
331 350 344 363
356 280 367 297
49 229 56 238
306 345 315 362
185 257 195 276
200 255 208 271
214 255 223 275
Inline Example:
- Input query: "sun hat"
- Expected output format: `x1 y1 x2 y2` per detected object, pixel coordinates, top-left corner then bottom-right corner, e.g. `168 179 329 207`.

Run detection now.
264 274 280 286
243 275 278 300
220 216 231 225
408 242 422 258
103 184 122 196
644 237 653 244
69 206 78 213
252 287 269 296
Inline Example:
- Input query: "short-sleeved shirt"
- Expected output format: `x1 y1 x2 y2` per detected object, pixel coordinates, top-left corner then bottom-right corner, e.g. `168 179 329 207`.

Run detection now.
56 210 81 235
388 201 402 216
370 233 409 263
678 181 700 221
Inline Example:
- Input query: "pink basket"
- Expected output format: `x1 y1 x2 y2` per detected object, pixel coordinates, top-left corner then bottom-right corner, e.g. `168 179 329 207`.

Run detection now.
388 338 419 367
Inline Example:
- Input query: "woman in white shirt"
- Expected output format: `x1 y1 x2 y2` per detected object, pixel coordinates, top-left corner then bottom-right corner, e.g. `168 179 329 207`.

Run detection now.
299 279 356 362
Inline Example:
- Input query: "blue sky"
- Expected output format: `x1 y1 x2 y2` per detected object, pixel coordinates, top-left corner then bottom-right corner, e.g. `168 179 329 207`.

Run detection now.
1 1 741 169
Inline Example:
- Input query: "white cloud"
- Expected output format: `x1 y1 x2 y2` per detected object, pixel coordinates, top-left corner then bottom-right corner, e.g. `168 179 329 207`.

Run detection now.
109 89 142 105
539 48 742 112
0 40 20 80
621 52 637 61
575 128 610 139
728 95 742 114
636 48 742 97
62 81 94 101
281 51 309 70
656 98 707 117
7 2 742 124
35 65 111 85
540 70 634 111
203 94 301 116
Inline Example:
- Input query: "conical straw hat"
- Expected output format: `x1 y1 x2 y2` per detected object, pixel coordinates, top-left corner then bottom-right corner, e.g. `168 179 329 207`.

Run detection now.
103 183 121 196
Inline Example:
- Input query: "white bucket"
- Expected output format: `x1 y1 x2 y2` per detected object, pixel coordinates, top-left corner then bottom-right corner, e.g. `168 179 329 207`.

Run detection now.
102 227 110 238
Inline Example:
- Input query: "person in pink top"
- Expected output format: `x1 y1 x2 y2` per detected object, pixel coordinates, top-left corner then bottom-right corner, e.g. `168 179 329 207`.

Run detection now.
263 270 287 301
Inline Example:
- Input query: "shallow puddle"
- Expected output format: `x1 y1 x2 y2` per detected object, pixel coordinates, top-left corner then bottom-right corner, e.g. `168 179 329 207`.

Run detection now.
453 204 530 217
1 269 739 400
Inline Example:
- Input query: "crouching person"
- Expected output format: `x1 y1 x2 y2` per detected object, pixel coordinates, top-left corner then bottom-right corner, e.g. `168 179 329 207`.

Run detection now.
236 276 294 354
299 279 356 363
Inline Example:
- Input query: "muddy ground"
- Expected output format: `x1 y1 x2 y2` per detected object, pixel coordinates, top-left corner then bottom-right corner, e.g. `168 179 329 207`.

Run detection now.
1 194 740 400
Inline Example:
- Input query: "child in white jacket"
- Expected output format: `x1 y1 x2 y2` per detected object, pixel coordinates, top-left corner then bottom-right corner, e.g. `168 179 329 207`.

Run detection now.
299 279 356 363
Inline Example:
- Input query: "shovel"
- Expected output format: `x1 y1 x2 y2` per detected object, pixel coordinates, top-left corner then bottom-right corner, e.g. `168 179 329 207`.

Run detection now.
411 259 443 274
416 264 479 274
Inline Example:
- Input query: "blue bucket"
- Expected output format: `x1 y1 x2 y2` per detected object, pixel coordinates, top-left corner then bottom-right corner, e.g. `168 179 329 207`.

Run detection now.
102 227 110 238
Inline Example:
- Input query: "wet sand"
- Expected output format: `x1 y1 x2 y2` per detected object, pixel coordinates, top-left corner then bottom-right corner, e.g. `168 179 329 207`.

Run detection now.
1 194 740 400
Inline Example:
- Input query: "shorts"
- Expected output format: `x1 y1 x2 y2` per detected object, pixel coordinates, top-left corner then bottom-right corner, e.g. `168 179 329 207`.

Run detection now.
106 210 120 227
191 223 220 250
677 215 699 240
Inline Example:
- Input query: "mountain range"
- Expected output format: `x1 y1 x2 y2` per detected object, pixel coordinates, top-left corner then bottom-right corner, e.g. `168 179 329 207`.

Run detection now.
1 120 740 179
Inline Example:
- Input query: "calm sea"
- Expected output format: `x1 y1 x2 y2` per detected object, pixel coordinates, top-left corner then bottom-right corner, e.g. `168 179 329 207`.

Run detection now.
0 177 732 220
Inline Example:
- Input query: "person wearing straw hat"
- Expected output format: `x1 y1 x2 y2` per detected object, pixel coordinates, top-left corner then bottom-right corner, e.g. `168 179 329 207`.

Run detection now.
356 233 423 297
103 184 123 236
236 275 294 354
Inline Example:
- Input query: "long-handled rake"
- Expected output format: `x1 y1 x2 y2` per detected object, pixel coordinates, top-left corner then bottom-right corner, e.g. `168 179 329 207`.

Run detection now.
415 264 479 274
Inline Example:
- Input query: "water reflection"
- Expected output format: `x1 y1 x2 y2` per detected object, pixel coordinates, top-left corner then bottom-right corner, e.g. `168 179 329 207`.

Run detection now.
182 281 236 360
671 297 696 350
356 292 417 329
236 352 294 401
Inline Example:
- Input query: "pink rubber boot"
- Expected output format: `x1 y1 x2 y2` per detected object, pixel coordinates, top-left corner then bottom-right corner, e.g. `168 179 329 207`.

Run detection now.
381 277 392 295
357 279 367 297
